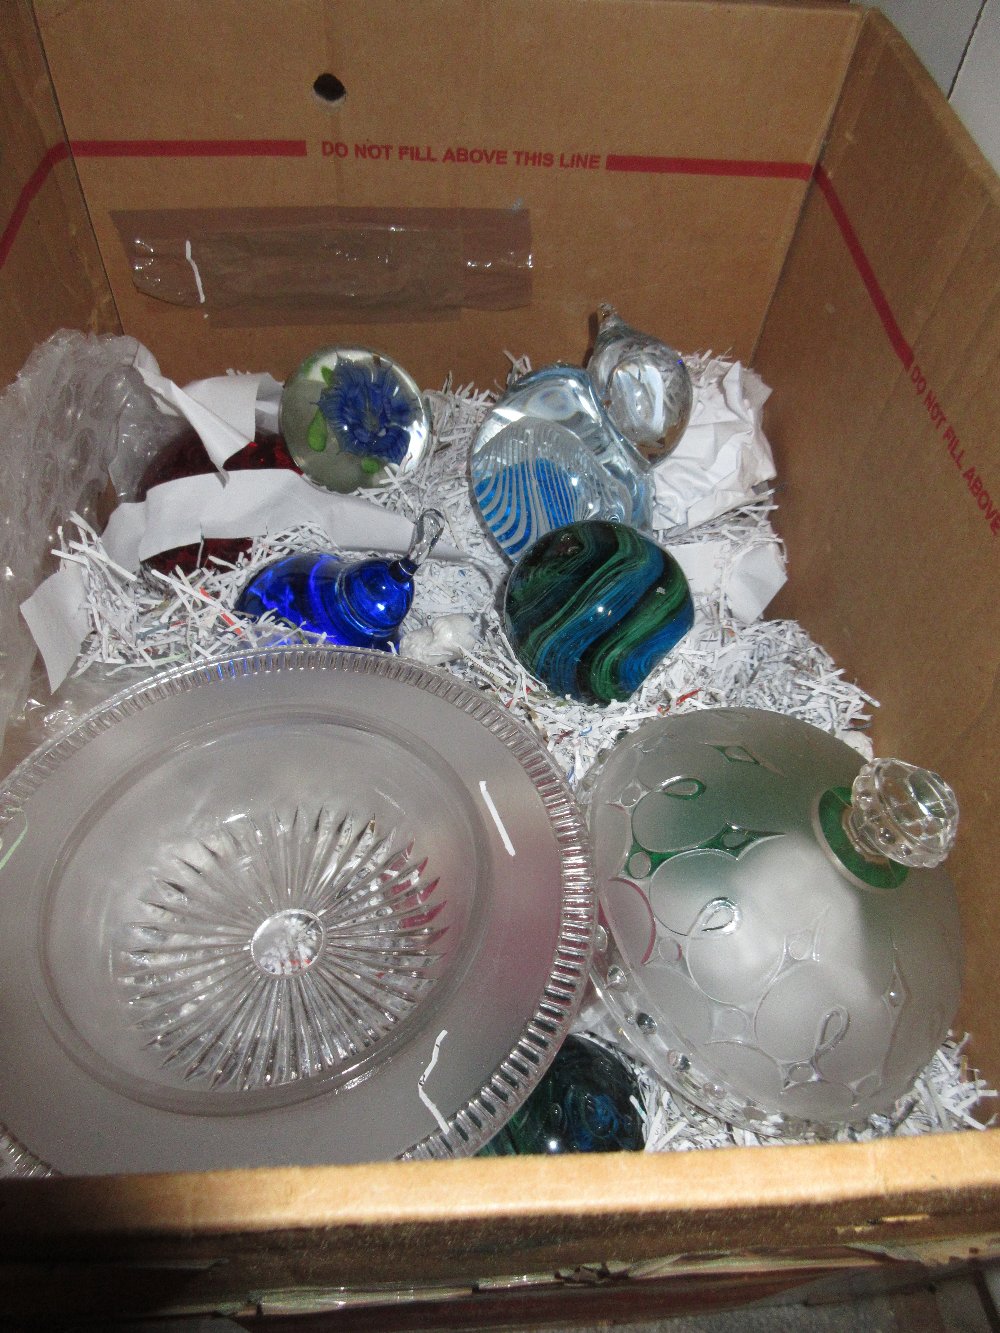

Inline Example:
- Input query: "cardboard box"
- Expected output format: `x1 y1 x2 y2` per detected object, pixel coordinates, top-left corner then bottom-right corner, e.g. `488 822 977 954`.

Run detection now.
2 0 999 1323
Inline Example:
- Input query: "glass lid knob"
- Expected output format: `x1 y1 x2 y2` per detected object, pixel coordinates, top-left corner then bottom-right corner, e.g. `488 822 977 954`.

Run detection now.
846 758 959 869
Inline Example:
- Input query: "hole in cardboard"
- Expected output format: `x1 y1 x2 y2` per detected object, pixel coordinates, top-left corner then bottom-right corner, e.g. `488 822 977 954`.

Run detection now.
312 73 346 105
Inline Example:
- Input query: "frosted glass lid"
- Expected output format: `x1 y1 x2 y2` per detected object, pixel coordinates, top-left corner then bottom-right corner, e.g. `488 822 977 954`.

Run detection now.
0 649 594 1175
585 707 962 1134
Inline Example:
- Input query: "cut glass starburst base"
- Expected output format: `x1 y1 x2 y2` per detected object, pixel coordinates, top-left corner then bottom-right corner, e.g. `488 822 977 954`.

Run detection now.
119 808 446 1092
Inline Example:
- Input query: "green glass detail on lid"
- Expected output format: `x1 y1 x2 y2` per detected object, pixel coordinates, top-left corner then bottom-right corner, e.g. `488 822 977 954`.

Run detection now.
818 787 909 889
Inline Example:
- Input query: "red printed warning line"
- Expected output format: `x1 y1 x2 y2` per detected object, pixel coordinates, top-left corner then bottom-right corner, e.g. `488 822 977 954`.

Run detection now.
814 166 914 373
2 140 994 534
606 153 994 535
71 138 308 159
817 164 995 533
605 153 813 181
0 141 71 270
605 155 914 370
0 138 306 271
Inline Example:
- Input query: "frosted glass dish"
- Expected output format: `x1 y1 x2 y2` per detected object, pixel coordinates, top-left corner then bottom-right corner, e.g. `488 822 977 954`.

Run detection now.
586 707 962 1136
0 649 594 1175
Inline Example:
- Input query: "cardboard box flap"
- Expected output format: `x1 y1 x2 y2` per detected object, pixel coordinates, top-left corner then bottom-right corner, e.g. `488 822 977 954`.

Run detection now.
2 4 1000 1314
0 0 117 389
2 1135 1000 1294
33 0 860 386
755 11 1000 1065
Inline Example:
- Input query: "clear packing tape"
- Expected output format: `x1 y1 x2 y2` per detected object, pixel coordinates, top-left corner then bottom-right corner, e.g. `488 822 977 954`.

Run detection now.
112 206 534 325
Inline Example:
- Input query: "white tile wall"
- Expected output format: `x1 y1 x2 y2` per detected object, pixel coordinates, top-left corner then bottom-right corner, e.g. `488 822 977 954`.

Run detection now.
857 0 999 174
858 0 985 92
950 0 1000 175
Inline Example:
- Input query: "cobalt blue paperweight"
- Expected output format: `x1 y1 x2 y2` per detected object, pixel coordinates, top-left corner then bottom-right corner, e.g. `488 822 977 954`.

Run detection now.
235 509 445 648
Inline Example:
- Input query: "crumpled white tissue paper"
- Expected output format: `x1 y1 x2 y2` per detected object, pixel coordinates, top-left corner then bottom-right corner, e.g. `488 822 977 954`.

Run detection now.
137 367 284 471
652 358 776 534
668 537 786 625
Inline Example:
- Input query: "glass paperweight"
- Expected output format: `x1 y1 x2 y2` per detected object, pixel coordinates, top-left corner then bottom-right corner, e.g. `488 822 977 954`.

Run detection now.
0 648 596 1174
586 707 963 1135
137 428 299 576
471 418 633 561
503 519 694 705
479 1034 645 1155
280 345 432 492
587 304 693 463
472 365 653 531
235 509 445 648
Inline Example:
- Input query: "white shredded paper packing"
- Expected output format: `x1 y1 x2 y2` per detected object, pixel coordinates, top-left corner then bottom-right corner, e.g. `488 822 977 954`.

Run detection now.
37 355 995 1153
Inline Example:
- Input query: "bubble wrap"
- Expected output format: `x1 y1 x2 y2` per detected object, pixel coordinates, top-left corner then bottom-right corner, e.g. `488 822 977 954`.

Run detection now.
0 330 178 746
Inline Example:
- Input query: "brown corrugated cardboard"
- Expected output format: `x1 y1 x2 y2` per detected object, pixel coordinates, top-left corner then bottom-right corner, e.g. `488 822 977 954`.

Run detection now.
0 0 117 389
1 1136 999 1320
2 0 999 1322
753 13 1000 1073
30 0 859 385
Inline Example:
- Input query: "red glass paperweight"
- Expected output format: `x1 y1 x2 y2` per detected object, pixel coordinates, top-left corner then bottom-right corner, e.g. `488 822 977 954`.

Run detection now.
137 428 299 576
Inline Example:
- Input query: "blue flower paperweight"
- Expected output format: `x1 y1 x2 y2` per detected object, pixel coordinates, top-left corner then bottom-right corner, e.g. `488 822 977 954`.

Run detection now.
471 418 633 561
235 509 445 648
280 345 432 492
471 365 653 532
